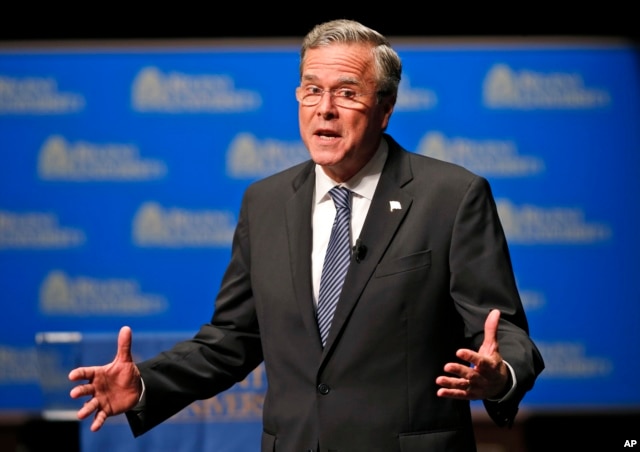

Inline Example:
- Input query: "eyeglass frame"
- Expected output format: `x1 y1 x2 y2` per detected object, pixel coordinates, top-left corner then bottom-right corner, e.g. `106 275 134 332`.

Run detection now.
295 85 383 108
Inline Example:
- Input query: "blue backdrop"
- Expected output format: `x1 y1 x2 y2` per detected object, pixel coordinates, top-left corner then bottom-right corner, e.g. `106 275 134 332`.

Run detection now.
1 37 639 449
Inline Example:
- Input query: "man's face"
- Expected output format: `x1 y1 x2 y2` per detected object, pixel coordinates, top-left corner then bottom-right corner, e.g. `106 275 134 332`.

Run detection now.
298 43 394 182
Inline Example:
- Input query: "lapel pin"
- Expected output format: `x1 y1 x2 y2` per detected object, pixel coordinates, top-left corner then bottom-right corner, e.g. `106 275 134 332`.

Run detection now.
389 201 402 212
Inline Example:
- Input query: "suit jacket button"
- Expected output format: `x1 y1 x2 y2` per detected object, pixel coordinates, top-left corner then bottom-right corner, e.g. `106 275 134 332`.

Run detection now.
317 383 330 395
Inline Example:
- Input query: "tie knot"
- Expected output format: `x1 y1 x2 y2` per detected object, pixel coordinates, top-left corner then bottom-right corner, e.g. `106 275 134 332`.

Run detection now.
329 186 351 211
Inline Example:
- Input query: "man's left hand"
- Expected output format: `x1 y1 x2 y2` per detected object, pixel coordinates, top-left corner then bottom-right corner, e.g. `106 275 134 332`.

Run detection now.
435 309 510 400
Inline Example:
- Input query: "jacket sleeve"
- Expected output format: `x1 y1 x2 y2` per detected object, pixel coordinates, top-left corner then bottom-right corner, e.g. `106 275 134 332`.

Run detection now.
449 175 545 427
126 191 264 437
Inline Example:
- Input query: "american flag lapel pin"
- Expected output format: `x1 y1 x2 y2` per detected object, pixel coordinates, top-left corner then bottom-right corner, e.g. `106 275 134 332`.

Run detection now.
389 201 401 212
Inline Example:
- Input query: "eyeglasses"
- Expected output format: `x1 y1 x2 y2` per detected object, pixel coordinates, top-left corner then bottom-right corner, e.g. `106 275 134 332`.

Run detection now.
295 85 377 108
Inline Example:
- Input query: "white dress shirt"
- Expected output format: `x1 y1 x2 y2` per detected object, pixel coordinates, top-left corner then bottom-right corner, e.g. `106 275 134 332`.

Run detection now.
311 140 388 306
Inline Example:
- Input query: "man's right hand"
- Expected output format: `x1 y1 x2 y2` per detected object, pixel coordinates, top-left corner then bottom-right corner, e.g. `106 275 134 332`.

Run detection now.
68 326 142 432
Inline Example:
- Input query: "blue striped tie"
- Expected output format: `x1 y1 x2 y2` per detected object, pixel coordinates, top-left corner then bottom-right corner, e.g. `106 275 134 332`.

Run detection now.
317 186 352 347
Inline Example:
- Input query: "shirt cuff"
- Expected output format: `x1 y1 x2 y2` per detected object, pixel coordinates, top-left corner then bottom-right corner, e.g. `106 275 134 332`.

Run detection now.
134 378 146 408
487 360 517 402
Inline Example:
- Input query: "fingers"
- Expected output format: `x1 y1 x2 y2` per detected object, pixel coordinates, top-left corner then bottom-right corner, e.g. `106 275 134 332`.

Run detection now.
115 326 133 362
443 361 471 378
67 327 132 433
437 310 504 400
69 383 94 399
435 375 473 399
76 396 100 420
75 398 107 432
90 410 108 432
460 309 502 368
68 366 95 382
436 375 471 391
436 362 475 398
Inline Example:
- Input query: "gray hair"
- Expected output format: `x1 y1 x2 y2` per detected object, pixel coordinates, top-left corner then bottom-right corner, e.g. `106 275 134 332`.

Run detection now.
300 19 402 103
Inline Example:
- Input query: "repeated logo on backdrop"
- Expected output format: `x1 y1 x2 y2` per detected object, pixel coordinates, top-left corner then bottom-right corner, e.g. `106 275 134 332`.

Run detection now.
417 131 545 176
0 74 85 113
38 135 168 181
483 63 611 109
1 41 638 419
225 132 308 179
131 66 263 113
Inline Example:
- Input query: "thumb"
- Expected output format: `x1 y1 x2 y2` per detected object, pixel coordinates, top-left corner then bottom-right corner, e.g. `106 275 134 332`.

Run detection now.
114 326 134 363
480 309 501 354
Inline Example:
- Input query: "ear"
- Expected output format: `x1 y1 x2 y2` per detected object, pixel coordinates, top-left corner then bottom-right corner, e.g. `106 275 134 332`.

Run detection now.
380 96 396 131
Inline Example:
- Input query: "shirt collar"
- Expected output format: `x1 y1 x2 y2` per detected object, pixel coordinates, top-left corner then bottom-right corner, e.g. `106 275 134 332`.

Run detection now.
315 138 389 204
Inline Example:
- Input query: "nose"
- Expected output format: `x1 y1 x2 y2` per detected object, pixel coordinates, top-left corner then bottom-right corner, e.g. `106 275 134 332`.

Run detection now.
316 91 337 118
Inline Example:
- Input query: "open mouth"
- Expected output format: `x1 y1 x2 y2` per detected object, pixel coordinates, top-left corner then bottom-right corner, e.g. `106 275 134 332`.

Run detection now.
315 130 341 140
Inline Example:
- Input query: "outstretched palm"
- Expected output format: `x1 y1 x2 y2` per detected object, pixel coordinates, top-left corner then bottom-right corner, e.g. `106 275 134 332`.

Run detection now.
68 326 142 432
436 309 509 400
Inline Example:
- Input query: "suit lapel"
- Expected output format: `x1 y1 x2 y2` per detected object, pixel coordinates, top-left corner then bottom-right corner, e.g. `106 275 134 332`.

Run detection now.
323 137 414 354
285 162 321 345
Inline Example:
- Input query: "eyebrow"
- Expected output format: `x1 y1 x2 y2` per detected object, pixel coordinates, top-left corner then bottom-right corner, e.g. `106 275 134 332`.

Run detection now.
301 74 362 86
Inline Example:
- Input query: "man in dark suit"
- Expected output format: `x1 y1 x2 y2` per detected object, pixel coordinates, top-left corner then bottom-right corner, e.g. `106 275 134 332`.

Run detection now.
69 19 544 451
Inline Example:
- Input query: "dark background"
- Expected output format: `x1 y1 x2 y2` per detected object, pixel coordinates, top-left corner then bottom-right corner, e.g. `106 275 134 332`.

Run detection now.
1 8 636 42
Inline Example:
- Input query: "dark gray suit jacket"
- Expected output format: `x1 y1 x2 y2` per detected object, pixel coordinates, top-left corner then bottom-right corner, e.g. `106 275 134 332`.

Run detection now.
127 134 544 451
